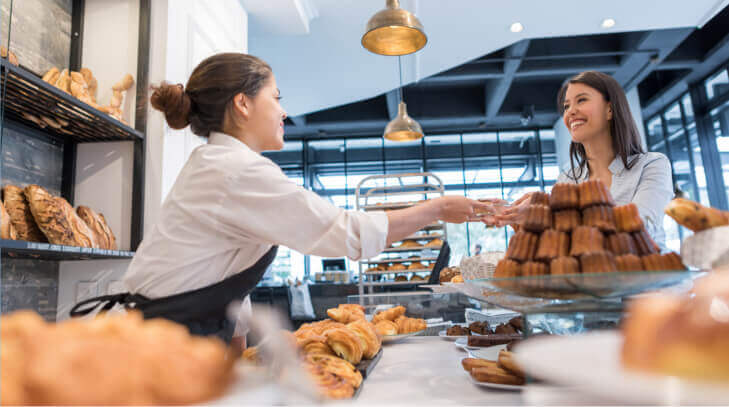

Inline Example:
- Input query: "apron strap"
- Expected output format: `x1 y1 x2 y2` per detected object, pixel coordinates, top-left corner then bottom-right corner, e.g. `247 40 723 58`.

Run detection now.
69 292 150 317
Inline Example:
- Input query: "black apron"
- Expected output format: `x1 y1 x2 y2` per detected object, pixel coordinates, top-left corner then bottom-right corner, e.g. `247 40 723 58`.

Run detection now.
70 246 278 344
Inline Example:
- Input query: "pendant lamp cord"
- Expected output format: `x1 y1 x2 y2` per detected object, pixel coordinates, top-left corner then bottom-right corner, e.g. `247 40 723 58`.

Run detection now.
398 55 403 103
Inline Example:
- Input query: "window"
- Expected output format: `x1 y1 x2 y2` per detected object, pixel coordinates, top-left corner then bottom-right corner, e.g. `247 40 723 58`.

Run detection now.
710 98 729 205
645 93 709 251
705 68 729 101
262 129 559 283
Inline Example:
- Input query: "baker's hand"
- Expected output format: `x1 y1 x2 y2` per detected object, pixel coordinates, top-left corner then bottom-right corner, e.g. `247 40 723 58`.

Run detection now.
434 196 499 224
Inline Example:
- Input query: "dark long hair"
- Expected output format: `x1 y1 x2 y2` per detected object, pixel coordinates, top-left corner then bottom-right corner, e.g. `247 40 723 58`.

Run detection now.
150 53 272 137
557 71 644 181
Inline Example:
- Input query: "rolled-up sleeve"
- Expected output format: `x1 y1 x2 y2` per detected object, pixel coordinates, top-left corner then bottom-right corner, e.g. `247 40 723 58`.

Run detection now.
631 154 673 239
219 157 389 261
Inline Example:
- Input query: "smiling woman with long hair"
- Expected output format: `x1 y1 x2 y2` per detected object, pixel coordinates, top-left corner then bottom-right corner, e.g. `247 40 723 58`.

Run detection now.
499 71 673 249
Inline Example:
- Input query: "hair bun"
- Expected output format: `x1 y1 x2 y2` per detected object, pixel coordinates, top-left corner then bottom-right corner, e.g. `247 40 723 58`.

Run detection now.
150 82 192 129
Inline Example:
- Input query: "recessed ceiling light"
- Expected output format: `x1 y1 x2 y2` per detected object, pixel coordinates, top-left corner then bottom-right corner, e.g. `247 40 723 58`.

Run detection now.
510 22 524 33
602 18 616 29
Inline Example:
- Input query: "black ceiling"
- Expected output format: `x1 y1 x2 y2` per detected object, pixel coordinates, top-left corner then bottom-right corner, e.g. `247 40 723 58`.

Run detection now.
284 6 729 141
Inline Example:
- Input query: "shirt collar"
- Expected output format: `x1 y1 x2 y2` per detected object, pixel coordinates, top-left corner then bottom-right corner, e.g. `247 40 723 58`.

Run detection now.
208 131 253 151
608 154 639 176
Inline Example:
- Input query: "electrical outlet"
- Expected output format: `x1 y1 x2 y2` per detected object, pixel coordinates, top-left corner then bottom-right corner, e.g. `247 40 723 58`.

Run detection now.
107 280 125 295
76 281 98 303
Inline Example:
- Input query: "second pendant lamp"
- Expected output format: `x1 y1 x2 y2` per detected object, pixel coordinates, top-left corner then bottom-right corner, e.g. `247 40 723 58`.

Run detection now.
384 56 423 142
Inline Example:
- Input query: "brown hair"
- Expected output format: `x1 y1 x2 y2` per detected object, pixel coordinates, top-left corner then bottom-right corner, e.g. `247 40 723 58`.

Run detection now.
557 71 645 181
150 53 272 137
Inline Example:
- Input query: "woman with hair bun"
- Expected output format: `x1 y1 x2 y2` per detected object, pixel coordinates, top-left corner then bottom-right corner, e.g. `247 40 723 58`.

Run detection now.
70 53 495 344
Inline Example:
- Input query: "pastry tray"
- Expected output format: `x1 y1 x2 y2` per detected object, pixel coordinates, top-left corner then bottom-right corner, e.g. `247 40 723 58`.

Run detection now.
364 257 438 265
382 246 441 253
362 268 433 275
355 348 382 379
469 270 704 300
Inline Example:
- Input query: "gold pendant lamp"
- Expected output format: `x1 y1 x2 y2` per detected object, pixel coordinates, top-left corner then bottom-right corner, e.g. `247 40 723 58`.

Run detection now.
361 0 427 56
384 56 423 142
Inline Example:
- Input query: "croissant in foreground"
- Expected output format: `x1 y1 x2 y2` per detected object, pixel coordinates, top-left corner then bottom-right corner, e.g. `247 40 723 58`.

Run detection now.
1 311 233 405
664 198 729 232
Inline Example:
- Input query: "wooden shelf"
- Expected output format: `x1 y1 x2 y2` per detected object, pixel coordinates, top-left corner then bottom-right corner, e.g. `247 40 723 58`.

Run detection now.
0 60 144 143
1 239 134 260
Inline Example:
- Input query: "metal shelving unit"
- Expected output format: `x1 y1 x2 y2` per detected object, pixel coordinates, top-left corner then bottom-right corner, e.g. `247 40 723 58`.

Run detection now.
0 239 134 260
355 172 448 295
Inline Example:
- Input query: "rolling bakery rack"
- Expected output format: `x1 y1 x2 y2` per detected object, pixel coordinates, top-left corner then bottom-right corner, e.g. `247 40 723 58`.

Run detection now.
355 172 447 296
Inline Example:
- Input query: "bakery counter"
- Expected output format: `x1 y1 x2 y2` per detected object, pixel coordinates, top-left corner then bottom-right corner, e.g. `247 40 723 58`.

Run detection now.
355 337 522 405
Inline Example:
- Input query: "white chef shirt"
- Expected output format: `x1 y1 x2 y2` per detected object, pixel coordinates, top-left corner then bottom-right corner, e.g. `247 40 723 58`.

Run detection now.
123 131 389 298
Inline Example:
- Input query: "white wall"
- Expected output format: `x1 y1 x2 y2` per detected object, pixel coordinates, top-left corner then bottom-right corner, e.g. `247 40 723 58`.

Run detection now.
554 87 648 174
161 0 248 200
58 0 249 321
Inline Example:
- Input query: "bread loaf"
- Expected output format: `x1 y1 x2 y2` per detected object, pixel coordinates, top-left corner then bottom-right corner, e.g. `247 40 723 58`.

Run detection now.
0 201 18 240
77 206 111 249
97 213 117 250
3 185 47 242
24 185 98 248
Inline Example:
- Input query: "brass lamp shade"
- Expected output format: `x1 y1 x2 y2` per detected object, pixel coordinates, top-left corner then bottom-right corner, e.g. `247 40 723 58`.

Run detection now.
362 0 427 56
384 101 424 141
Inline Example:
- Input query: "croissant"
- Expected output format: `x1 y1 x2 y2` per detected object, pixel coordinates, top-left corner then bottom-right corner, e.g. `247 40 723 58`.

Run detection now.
241 346 261 365
395 316 427 334
303 341 335 356
296 329 327 349
324 328 363 365
305 353 362 389
374 320 398 336
303 361 355 400
346 320 381 359
298 320 345 336
326 307 364 324
372 306 406 323
337 304 365 314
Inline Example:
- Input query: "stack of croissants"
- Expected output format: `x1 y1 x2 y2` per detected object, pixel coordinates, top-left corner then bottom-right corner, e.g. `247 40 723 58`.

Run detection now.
0 184 117 250
241 304 426 399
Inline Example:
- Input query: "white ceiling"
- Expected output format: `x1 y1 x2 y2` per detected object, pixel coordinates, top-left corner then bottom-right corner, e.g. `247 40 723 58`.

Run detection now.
245 0 729 117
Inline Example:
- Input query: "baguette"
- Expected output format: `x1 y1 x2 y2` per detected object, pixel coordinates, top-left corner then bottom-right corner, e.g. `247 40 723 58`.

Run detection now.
497 350 524 377
3 185 47 242
471 365 525 385
0 201 18 240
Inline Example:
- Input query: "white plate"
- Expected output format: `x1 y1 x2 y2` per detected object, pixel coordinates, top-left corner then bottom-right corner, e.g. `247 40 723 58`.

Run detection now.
515 331 729 405
454 337 483 350
381 329 425 344
462 367 524 391
438 330 467 340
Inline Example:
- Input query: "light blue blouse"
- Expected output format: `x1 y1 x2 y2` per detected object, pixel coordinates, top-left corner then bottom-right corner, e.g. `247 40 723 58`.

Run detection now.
557 152 673 251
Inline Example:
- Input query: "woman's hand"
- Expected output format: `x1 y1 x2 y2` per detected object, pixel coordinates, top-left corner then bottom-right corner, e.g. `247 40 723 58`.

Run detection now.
433 196 502 224
493 192 533 227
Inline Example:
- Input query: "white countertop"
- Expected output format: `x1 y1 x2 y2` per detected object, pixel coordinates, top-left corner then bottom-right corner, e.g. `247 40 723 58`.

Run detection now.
355 336 523 406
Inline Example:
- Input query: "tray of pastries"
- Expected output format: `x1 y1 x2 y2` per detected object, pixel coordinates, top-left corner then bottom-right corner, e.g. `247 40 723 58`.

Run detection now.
240 303 383 400
369 306 427 343
471 181 703 299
